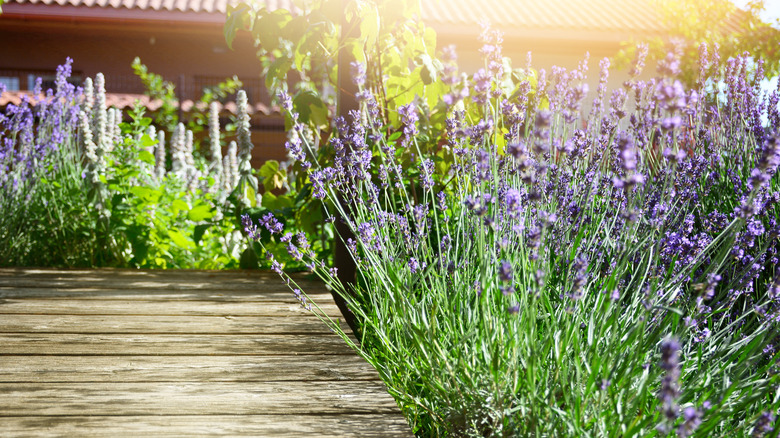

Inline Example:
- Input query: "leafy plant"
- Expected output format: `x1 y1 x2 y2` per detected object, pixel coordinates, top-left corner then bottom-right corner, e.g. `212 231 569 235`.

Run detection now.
0 60 99 266
0 60 253 269
244 25 780 437
131 57 243 135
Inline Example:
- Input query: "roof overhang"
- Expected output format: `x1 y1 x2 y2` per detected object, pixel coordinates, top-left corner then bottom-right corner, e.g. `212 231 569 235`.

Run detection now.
1 2 226 26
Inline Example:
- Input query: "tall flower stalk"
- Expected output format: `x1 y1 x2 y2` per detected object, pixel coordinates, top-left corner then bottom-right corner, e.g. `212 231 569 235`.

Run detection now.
235 90 258 207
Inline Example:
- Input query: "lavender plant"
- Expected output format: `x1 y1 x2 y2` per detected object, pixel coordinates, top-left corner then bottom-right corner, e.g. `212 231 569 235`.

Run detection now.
0 59 98 265
244 31 780 436
0 59 254 268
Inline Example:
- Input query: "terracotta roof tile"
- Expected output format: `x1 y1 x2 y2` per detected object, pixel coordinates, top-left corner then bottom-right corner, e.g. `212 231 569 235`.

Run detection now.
4 0 753 38
5 0 664 32
6 0 297 14
418 0 667 33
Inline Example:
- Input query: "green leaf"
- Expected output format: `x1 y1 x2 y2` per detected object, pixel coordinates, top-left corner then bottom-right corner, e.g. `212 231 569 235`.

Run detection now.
258 160 287 191
193 224 210 244
296 199 323 235
168 229 195 250
283 16 309 43
171 199 189 213
242 181 258 208
224 3 252 50
140 133 156 148
293 90 329 128
358 3 380 46
239 246 259 269
254 9 292 52
188 203 215 222
418 54 439 85
138 150 155 166
262 192 294 210
266 57 293 89
129 186 157 202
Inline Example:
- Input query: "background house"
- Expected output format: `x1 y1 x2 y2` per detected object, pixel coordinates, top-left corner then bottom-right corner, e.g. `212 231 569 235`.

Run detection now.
423 0 665 74
1 0 685 166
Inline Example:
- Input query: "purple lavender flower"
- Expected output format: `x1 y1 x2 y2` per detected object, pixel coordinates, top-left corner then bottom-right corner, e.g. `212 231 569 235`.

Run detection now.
677 406 702 438
569 255 588 300
242 214 260 240
535 110 552 130
478 25 504 85
277 90 294 114
590 58 610 120
503 188 523 219
472 68 491 104
751 411 775 437
616 132 637 171
259 213 284 234
465 194 489 217
629 43 649 78
408 257 422 274
350 61 367 88
658 44 682 77
498 260 513 283
656 80 687 112
659 337 682 426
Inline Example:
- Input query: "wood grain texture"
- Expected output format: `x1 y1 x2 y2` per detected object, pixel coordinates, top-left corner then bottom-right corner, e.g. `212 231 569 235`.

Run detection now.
1 381 400 415
0 268 410 437
0 298 342 317
0 287 334 302
0 269 324 292
0 333 356 356
0 314 344 334
0 415 412 437
0 355 382 383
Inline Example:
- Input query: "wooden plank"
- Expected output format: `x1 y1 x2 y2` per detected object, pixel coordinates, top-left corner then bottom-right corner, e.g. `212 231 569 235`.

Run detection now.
0 333 358 356
0 269 325 292
0 287 334 302
0 415 412 437
0 268 286 282
0 355 382 383
0 279 323 292
1 381 401 415
0 298 341 316
0 268 284 279
0 314 346 335
0 268 411 436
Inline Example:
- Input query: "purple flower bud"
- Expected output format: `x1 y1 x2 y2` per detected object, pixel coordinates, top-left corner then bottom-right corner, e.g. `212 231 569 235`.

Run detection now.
350 61 366 88
678 406 702 438
260 212 284 234
752 411 775 437
277 90 294 114
408 257 423 274
498 260 513 283
659 337 681 425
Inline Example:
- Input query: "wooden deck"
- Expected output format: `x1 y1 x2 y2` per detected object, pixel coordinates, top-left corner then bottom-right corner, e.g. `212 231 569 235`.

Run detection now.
0 268 411 437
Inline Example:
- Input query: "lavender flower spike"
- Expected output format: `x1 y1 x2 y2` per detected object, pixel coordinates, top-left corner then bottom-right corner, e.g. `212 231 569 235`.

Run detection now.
658 337 682 431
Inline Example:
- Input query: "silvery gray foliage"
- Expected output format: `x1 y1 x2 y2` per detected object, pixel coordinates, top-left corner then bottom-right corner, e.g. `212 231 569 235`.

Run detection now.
154 129 166 181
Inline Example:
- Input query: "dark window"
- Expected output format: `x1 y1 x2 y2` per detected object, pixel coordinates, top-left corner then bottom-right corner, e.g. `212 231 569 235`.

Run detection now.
0 76 20 91
0 69 82 92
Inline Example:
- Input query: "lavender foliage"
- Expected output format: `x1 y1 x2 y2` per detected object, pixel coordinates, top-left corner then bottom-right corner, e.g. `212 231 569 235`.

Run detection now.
243 27 780 437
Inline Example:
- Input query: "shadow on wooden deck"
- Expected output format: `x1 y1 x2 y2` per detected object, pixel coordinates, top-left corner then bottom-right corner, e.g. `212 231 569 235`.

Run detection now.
0 268 411 437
